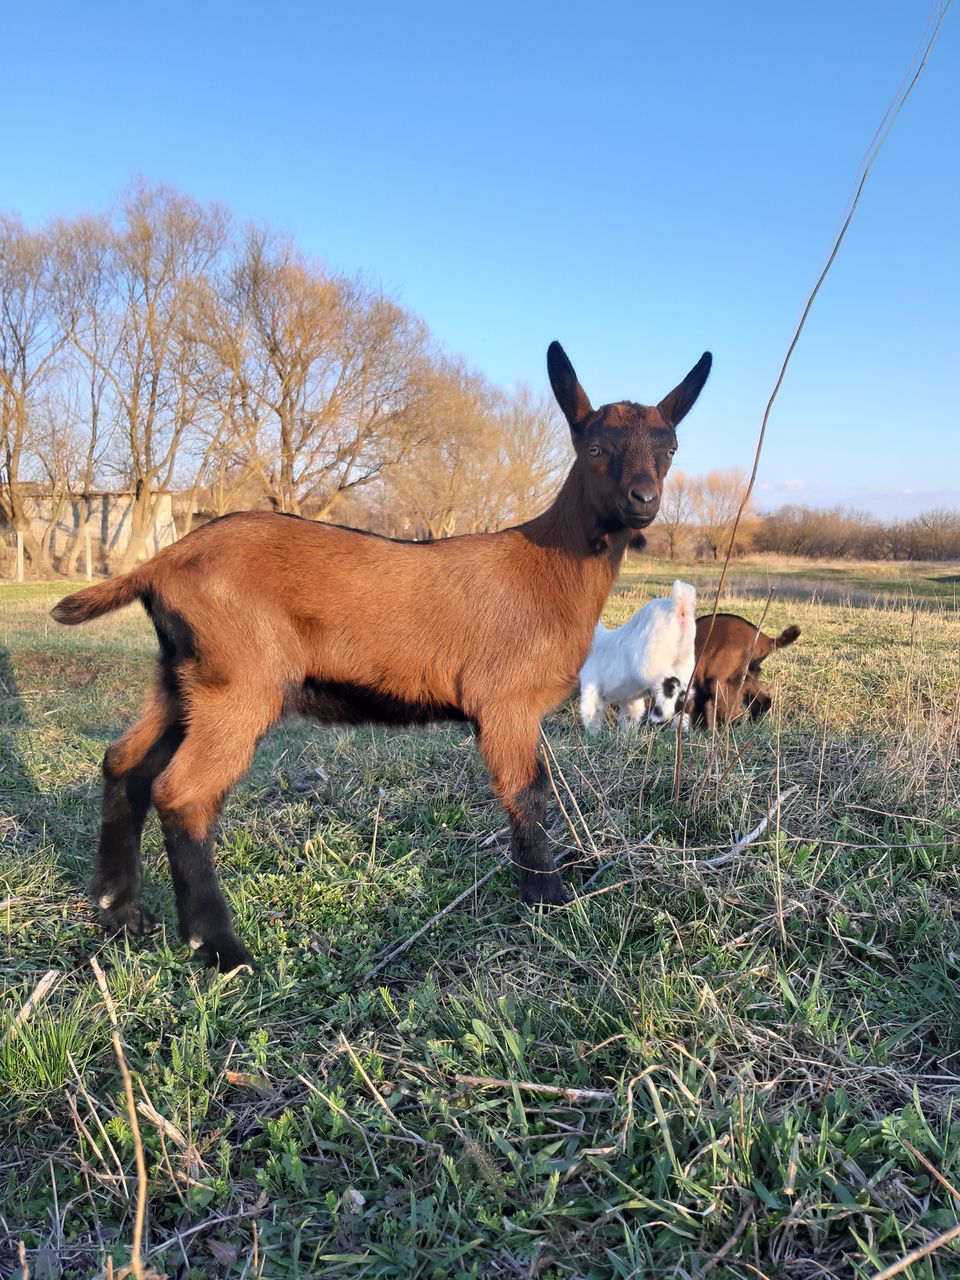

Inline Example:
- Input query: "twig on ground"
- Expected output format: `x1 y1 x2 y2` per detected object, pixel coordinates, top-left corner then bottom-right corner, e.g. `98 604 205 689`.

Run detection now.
364 855 508 980
296 1074 381 1177
480 826 508 848
374 1048 615 1105
581 824 662 889
2 969 59 1043
902 1140 960 1205
145 1208 265 1261
540 728 597 855
451 1072 614 1104
340 1034 440 1149
67 1052 129 1198
136 1083 204 1189
90 957 152 1280
869 1221 960 1280
694 1202 754 1278
695 785 800 871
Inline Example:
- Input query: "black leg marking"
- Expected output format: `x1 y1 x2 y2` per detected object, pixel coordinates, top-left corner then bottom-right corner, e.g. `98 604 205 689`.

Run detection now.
157 816 253 971
509 762 568 907
92 726 183 935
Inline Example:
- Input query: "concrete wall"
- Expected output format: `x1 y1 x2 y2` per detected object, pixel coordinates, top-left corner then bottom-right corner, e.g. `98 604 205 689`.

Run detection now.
17 491 177 568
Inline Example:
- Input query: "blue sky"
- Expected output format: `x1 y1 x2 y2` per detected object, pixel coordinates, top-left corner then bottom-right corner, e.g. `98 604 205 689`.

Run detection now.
4 1 957 516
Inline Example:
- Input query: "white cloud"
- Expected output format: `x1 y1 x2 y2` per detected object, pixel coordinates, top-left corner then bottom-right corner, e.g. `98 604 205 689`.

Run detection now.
783 479 806 491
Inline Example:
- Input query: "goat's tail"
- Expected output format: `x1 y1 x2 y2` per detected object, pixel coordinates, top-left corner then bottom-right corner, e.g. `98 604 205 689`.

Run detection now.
671 579 697 627
773 624 801 650
51 571 147 625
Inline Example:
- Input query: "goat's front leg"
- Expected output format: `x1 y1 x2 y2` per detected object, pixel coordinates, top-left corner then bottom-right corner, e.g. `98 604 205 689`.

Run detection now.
579 683 605 735
618 696 648 731
700 678 719 730
477 714 568 907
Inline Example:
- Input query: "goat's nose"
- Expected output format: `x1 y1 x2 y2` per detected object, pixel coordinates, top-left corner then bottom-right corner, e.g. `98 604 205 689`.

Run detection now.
629 484 658 506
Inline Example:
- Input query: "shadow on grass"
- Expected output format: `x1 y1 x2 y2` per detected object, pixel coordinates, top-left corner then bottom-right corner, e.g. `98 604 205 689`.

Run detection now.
0 643 38 836
0 642 106 908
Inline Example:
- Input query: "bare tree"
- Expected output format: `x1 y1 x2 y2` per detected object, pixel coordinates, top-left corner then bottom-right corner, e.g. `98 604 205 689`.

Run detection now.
0 216 69 574
384 361 498 538
64 184 228 569
50 215 121 570
381 372 566 539
690 468 754 559
494 383 567 527
754 504 949 562
904 507 960 561
658 470 693 560
221 229 435 521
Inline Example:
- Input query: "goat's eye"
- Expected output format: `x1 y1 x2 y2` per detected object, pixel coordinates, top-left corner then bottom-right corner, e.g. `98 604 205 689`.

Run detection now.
588 444 603 458
667 447 677 458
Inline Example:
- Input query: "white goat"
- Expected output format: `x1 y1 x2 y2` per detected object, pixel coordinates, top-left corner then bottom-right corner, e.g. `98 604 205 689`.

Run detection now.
579 580 697 734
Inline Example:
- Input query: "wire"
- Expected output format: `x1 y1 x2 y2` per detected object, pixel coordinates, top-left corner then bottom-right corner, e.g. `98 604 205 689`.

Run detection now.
711 0 952 616
678 0 952 795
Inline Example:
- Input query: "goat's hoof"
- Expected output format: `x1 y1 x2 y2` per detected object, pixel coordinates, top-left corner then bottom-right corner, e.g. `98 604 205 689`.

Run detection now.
193 934 255 974
99 901 156 936
519 877 570 908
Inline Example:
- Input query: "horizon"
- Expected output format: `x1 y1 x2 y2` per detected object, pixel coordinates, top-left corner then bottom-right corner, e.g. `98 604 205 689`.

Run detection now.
4 1 958 520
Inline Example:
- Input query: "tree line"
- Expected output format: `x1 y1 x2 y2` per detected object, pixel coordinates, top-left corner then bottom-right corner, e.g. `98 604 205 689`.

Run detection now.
1 183 566 575
649 469 960 562
3 183 956 577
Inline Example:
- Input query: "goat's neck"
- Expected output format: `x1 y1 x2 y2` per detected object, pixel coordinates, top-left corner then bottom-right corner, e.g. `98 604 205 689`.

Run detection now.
520 466 629 596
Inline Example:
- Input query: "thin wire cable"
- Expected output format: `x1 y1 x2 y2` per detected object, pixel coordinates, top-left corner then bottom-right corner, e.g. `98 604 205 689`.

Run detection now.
710 0 951 620
677 0 952 796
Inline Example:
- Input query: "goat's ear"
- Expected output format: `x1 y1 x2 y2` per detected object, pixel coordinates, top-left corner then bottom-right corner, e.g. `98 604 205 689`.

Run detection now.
658 352 712 427
547 341 593 432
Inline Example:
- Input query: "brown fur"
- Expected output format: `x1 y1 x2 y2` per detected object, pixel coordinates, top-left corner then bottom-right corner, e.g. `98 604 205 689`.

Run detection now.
53 341 711 969
690 613 800 727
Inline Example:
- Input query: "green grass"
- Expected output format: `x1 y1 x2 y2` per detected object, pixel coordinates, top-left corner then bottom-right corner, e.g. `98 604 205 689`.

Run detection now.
616 553 960 611
1 570 959 1279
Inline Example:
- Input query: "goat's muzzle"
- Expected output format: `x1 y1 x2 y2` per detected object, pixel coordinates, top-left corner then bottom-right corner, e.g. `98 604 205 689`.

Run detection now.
618 495 660 528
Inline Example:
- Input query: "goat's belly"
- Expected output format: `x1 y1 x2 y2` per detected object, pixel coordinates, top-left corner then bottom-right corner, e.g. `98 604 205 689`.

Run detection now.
295 678 468 727
600 670 651 703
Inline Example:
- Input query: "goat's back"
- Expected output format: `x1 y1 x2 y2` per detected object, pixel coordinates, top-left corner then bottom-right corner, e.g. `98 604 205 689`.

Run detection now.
695 613 800 668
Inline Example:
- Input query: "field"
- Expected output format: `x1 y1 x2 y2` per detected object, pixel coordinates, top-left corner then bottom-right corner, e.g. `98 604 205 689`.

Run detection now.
2 560 959 1280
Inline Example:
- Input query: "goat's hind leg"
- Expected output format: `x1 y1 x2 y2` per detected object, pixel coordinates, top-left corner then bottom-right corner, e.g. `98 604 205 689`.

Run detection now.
152 685 279 971
94 686 183 935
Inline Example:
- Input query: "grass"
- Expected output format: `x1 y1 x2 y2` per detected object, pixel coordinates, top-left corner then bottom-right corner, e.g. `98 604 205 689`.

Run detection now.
1 564 959 1279
616 553 960 611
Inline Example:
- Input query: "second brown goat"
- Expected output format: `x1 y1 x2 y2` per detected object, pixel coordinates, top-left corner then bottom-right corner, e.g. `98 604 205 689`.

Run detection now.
689 612 800 727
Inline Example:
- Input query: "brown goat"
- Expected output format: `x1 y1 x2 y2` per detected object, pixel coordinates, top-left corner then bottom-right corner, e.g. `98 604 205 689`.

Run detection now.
52 341 712 970
689 612 800 727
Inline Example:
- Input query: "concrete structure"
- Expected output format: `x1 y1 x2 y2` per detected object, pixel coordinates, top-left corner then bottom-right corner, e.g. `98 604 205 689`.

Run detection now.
1 488 177 576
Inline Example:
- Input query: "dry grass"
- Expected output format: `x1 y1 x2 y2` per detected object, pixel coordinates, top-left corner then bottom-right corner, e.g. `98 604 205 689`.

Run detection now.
1 573 959 1278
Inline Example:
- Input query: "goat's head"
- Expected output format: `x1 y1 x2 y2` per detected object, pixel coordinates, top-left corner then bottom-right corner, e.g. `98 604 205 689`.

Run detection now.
648 676 690 726
547 342 712 531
